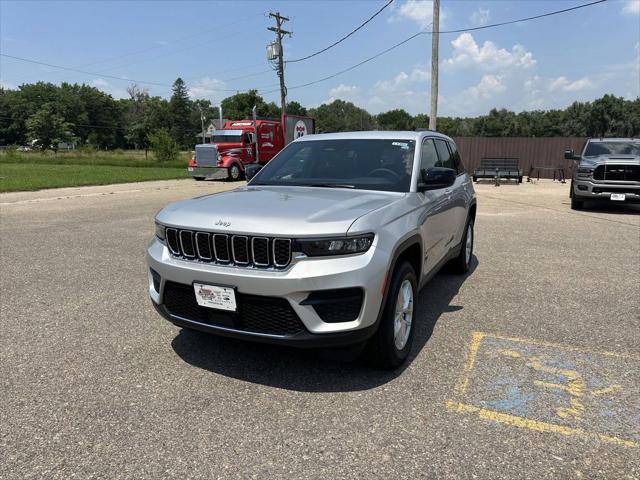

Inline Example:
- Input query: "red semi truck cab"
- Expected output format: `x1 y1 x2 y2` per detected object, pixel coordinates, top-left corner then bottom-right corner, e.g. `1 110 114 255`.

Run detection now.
188 116 314 181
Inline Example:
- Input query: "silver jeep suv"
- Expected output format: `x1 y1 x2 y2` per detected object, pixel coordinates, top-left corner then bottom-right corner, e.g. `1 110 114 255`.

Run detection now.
147 131 476 367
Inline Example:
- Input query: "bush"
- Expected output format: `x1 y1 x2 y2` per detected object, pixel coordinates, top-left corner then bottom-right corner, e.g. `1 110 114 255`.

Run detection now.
149 129 179 163
78 144 97 155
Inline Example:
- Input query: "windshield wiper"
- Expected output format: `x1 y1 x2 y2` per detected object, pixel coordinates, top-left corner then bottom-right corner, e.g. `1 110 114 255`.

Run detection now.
309 183 355 189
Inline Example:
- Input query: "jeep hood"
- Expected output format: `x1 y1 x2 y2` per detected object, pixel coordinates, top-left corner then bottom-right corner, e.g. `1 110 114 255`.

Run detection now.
156 186 404 237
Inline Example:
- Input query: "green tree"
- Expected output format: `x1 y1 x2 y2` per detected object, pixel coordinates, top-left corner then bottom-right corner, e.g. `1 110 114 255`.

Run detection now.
190 99 219 142
169 78 192 148
123 84 151 151
377 109 414 130
149 128 179 162
286 101 307 116
26 103 74 152
221 89 280 119
308 100 374 132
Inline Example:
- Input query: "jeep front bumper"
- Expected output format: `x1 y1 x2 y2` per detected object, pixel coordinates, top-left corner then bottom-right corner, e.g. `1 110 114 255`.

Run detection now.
146 238 390 346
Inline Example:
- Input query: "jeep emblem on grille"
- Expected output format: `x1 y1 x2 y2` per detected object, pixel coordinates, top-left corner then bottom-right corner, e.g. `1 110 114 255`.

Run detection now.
215 220 231 227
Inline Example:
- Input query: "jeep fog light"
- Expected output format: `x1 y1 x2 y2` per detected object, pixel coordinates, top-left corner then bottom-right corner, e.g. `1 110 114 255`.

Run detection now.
296 234 374 257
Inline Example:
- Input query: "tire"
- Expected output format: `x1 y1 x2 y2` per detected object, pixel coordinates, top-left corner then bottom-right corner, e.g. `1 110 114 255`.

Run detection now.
448 217 474 274
367 261 417 369
228 164 242 181
194 177 205 181
571 195 584 210
473 175 478 182
518 176 523 184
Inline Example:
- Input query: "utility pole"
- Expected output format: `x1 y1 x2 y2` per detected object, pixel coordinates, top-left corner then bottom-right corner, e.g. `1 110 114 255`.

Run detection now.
197 103 206 144
429 0 440 131
267 12 291 127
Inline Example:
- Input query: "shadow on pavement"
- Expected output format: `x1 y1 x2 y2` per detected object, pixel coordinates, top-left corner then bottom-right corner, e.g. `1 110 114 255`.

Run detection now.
171 257 478 393
578 201 640 215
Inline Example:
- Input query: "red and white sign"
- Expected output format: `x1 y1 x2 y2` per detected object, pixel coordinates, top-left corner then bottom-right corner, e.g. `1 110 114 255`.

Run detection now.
294 120 307 138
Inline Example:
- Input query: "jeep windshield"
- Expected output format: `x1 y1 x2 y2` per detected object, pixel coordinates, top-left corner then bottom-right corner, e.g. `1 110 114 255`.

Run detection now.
250 139 416 192
584 141 640 156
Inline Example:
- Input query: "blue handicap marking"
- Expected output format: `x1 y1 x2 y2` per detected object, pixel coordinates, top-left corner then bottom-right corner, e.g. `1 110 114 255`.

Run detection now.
450 332 640 447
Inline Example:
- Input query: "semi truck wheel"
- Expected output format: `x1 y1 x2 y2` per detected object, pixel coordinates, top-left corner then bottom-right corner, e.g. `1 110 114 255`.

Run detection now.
229 164 241 181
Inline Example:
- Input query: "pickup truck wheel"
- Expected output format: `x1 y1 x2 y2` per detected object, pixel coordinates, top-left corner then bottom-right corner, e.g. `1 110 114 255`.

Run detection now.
368 261 417 369
228 164 242 181
571 195 584 210
448 217 474 274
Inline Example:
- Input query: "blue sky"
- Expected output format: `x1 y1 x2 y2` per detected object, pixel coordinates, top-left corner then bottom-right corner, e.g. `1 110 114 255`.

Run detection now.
1 0 638 116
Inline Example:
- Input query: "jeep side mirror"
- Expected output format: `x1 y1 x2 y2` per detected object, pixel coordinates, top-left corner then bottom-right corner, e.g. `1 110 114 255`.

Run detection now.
417 167 456 191
245 163 263 181
564 149 579 160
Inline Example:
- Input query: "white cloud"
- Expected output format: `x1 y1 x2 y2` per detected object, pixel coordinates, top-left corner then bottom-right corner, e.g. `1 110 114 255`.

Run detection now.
188 77 227 99
320 67 429 114
0 79 17 90
444 33 535 71
390 0 447 29
328 84 360 98
470 8 490 27
622 0 640 14
91 78 109 88
549 76 594 92
85 78 128 99
464 74 506 99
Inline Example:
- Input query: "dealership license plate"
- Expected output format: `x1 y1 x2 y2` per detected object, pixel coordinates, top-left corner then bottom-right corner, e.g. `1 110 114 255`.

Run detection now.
193 283 237 311
610 193 626 201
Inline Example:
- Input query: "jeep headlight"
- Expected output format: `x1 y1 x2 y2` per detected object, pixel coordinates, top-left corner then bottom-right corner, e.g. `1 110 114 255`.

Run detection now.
155 222 166 241
577 167 594 178
295 234 374 257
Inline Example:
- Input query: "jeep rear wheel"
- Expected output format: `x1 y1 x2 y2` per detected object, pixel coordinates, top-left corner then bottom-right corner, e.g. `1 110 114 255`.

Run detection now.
368 261 417 369
448 217 474 274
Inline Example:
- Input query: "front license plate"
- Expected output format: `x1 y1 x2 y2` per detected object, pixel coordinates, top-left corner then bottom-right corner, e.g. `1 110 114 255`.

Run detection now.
610 193 626 201
193 283 237 311
188 167 194 172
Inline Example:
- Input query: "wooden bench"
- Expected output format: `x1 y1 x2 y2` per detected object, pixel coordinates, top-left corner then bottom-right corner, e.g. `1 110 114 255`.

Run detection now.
473 158 523 183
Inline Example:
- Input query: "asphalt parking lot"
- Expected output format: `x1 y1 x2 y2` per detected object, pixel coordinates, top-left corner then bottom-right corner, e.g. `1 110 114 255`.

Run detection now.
1 179 639 479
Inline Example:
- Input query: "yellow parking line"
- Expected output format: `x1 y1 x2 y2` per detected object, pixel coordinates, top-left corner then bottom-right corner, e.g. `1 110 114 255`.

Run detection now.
446 400 637 449
454 331 485 395
484 332 640 360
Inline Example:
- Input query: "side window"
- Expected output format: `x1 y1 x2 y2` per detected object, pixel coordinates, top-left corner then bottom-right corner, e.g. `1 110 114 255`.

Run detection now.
448 141 465 174
420 139 438 171
434 139 454 169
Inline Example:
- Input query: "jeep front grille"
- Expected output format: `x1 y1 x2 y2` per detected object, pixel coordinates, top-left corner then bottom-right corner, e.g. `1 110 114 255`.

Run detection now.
593 164 640 182
165 228 291 268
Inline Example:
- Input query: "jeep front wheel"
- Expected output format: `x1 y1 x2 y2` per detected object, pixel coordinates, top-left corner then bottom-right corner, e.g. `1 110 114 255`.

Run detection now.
368 261 417 369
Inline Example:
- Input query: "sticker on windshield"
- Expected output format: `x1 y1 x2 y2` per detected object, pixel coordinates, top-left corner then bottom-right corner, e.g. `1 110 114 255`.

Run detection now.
392 142 410 149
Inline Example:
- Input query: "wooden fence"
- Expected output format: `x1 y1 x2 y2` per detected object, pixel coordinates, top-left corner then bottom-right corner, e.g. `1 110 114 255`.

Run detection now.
453 137 587 179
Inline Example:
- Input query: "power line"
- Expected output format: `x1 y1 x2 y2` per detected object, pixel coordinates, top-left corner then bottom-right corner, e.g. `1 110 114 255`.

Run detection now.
278 0 607 92
436 0 606 35
73 16 261 71
0 53 246 92
286 0 394 64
